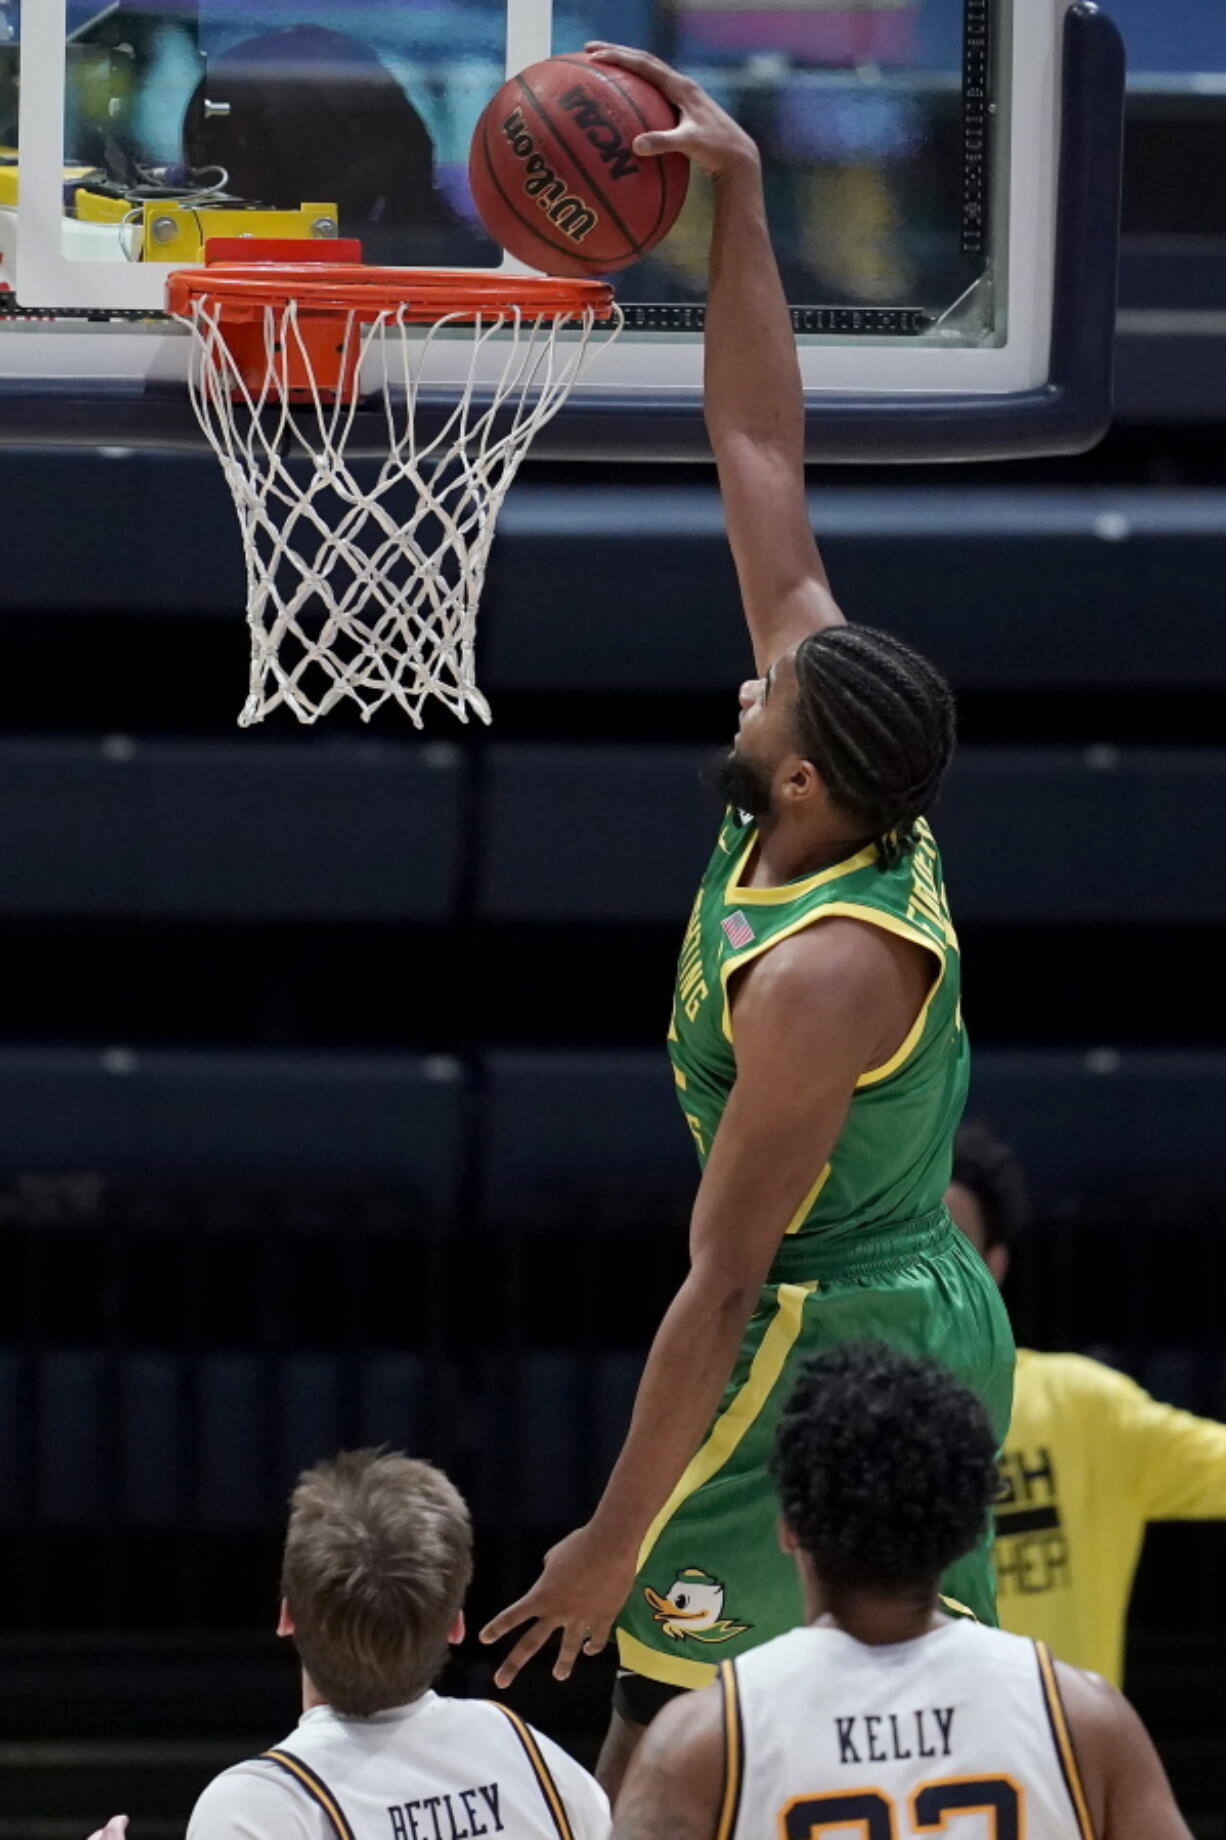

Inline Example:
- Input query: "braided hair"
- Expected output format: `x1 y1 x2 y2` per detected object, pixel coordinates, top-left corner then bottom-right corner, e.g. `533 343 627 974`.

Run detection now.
792 625 956 867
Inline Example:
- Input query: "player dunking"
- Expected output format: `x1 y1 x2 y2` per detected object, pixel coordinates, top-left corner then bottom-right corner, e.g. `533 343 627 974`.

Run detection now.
482 45 1015 1792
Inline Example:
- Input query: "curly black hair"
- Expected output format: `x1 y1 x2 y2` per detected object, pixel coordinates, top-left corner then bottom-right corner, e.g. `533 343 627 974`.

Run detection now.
952 1121 1031 1254
771 1341 998 1594
793 625 956 868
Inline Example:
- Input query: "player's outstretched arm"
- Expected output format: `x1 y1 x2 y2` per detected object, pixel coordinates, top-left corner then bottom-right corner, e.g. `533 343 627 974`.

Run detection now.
480 922 894 1689
1123 1375 1226 1519
587 44 843 673
1058 1661 1194 1840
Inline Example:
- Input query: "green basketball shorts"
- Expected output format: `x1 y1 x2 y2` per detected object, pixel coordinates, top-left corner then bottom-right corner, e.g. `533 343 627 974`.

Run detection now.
615 1209 1015 1691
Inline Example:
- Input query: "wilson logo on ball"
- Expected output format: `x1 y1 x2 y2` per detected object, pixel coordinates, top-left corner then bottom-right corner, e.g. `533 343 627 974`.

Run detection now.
501 108 598 243
471 53 690 276
557 85 642 182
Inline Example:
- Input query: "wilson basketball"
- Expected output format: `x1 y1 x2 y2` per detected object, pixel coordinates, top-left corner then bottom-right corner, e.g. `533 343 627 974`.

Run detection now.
469 53 690 278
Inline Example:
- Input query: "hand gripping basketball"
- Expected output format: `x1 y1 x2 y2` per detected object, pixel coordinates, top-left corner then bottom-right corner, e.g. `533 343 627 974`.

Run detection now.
471 48 690 276
584 43 761 180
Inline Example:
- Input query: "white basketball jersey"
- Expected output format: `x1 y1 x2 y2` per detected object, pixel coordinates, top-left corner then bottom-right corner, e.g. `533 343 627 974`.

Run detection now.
721 1620 1094 1840
185 1692 611 1840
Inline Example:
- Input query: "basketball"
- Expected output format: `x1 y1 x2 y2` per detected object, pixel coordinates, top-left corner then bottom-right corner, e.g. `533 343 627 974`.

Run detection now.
469 52 690 278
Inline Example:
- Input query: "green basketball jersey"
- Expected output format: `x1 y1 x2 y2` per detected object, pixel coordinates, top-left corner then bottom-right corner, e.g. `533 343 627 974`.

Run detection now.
669 812 969 1257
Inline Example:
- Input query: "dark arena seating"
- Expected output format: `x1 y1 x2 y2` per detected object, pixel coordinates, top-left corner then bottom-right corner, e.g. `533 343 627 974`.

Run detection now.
3 455 1226 1833
5 51 1226 1840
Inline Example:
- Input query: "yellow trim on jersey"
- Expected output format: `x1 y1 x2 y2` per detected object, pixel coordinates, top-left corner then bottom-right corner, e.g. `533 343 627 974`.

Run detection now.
488 1702 575 1840
717 903 945 1063
1035 1642 1095 1840
855 927 947 1088
783 1161 832 1236
725 834 879 905
637 1281 816 1570
617 1627 718 1689
716 1661 744 1840
262 1749 357 1840
938 1594 979 1623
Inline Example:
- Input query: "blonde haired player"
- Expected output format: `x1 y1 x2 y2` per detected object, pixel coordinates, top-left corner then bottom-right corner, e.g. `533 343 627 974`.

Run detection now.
87 1451 609 1840
613 1343 1191 1840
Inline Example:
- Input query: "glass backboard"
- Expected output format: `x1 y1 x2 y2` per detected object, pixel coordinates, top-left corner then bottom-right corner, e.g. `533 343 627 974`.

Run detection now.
0 0 1125 459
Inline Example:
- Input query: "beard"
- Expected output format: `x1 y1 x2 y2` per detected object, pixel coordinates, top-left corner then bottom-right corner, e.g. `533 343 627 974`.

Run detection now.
704 745 775 819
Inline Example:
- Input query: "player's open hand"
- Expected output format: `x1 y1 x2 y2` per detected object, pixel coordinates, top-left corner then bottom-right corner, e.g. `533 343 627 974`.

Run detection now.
584 43 760 180
480 1523 639 1689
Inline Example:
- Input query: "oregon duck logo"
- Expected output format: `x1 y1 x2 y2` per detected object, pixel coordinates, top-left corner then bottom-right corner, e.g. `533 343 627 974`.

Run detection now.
643 1568 750 1644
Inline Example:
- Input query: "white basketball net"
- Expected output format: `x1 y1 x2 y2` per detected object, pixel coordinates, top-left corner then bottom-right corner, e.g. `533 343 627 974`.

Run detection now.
176 296 620 726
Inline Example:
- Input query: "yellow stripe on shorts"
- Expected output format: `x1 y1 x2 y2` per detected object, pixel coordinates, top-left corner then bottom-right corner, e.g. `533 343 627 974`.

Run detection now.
637 1281 816 1571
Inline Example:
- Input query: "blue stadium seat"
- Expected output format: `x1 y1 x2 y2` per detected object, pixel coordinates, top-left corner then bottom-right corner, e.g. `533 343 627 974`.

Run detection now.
0 1346 429 1530
36 1348 106 1525
938 750 1226 921
485 487 747 694
0 738 463 920
968 1049 1226 1209
359 1352 430 1457
4 460 1223 693
195 1350 425 1529
0 451 242 614
479 1045 1226 1228
480 744 1224 923
118 1352 185 1528
0 1049 464 1198
485 486 1226 692
469 1349 640 1531
478 1049 693 1230
0 1349 22 1523
480 744 713 921
196 1352 272 1528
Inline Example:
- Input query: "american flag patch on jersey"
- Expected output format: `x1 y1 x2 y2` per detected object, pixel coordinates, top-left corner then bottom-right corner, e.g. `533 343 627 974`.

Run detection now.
721 910 756 949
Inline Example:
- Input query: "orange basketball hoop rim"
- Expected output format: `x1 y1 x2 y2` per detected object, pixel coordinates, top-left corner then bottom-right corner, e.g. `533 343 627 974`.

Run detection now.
164 243 623 727
166 246 617 402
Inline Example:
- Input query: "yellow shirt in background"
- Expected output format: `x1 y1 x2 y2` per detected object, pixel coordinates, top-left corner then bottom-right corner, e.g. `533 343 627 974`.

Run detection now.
995 1348 1226 1686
